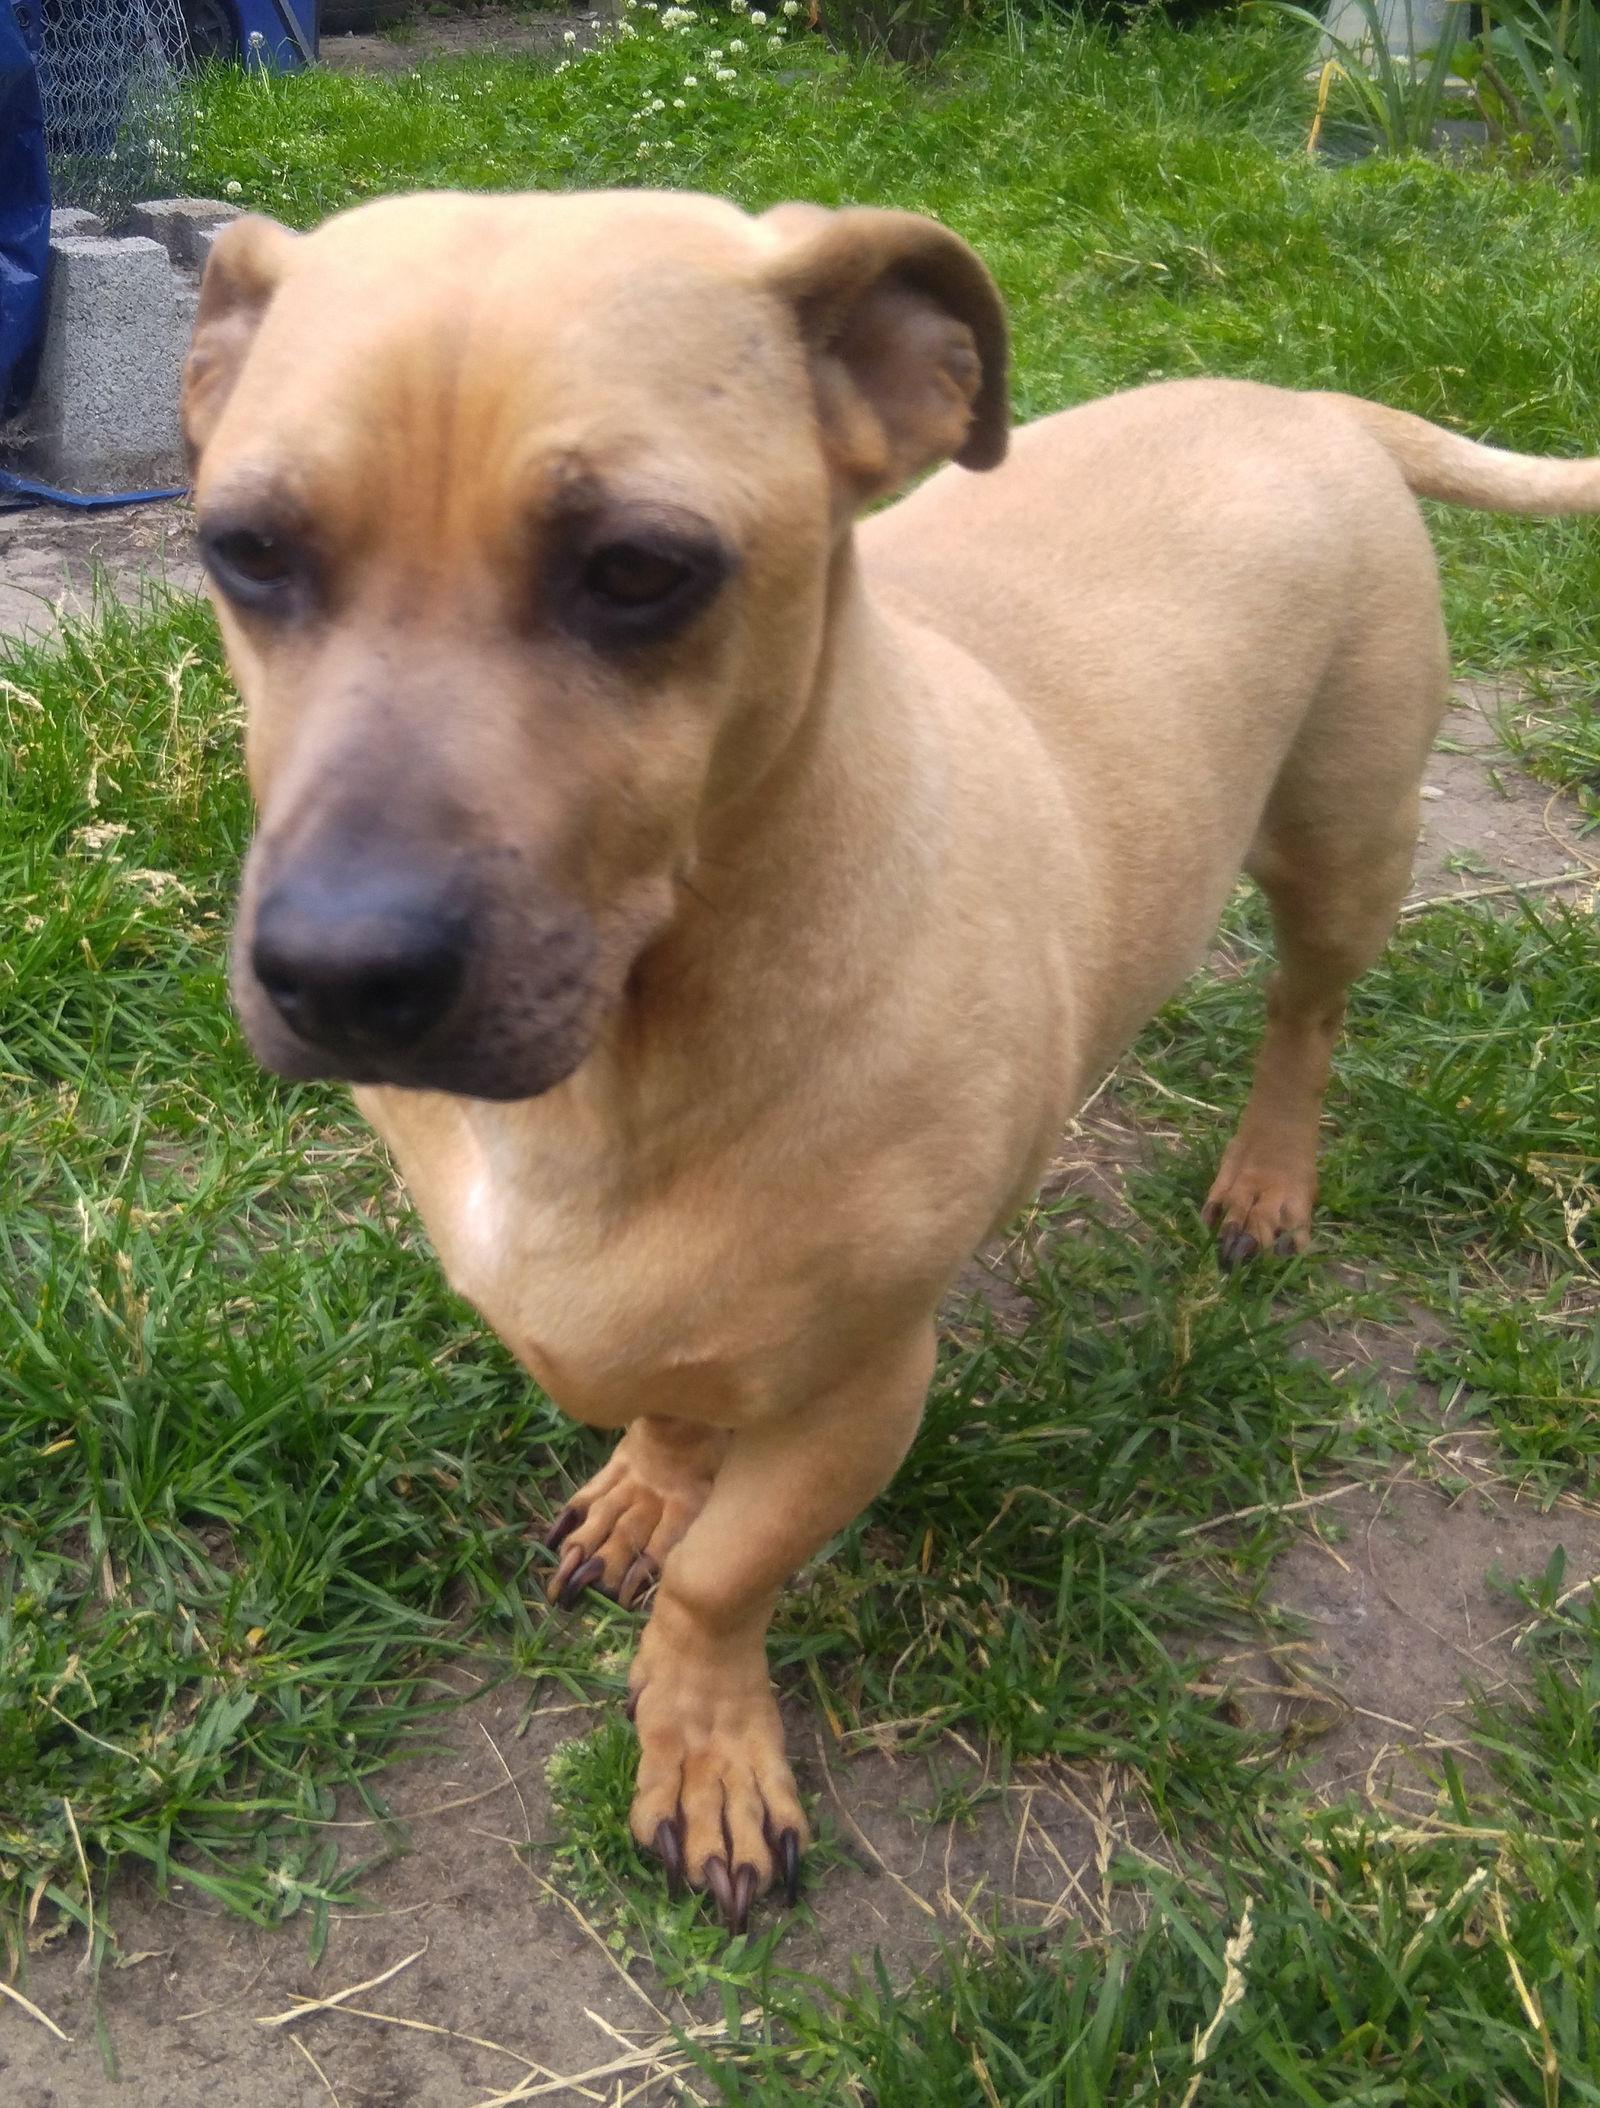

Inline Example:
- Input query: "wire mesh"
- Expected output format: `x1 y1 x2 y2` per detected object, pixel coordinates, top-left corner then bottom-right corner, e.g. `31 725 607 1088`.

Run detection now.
37 0 191 223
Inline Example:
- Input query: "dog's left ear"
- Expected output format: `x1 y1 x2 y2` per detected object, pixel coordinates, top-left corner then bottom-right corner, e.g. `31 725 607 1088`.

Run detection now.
763 202 1009 506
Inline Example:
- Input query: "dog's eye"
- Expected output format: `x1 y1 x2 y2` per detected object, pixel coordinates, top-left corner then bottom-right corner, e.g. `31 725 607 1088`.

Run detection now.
202 526 300 608
581 542 693 609
553 514 732 649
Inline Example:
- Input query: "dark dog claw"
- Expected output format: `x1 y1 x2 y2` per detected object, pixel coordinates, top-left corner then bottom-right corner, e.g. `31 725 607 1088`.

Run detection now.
777 1826 802 1908
556 1552 606 1608
1217 1226 1258 1270
619 1554 658 1608
623 1686 639 1723
545 1503 585 1550
731 1863 757 1936
705 1854 737 1928
1272 1230 1299 1257
655 1818 685 1899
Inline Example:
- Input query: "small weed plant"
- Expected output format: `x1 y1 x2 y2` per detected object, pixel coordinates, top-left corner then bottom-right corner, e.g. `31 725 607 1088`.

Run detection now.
1468 0 1600 176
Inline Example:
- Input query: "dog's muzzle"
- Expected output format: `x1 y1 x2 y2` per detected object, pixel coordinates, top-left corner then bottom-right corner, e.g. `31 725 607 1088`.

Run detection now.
238 848 602 1099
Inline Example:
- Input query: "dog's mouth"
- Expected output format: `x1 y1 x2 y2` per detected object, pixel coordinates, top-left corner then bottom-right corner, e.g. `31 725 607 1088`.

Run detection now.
232 858 604 1101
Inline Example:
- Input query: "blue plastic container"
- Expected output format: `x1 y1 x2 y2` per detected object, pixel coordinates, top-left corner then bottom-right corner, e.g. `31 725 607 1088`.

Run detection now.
183 0 315 69
0 0 50 417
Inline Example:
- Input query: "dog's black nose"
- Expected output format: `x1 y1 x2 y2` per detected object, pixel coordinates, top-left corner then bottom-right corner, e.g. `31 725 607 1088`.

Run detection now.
252 883 468 1055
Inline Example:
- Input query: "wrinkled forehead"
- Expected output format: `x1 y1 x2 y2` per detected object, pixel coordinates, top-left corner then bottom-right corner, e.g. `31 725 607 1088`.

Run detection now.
197 194 813 538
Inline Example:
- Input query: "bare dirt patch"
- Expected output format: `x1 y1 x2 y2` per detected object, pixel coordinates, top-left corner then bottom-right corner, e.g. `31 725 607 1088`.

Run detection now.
5 1679 1119 2107
1408 680 1598 907
0 500 200 642
318 5 605 74
1226 1475 1600 1803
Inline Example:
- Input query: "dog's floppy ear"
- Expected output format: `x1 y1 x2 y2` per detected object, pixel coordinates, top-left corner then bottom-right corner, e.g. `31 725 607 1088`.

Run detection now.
763 202 1008 505
181 214 300 466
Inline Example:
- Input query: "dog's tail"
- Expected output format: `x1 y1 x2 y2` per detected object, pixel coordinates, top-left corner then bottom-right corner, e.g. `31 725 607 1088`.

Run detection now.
1323 393 1600 515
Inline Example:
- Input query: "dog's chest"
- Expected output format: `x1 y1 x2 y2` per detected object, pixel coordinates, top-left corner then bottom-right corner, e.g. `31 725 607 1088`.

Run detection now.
356 1084 806 1429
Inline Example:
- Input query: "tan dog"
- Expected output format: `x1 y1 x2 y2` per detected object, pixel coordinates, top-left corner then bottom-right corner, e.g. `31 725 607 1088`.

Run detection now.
182 188 1600 1931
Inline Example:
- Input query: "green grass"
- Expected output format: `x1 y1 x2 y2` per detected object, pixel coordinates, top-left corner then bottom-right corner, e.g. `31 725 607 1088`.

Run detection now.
4 8 1600 2095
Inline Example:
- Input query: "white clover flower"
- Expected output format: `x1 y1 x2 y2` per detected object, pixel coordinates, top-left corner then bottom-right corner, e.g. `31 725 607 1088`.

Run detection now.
727 35 745 48
713 63 735 77
673 94 686 104
225 178 243 196
554 56 568 70
767 30 783 42
562 26 576 40
748 8 766 19
651 94 666 106
682 71 698 83
708 45 723 56
783 1 800 13
637 140 653 154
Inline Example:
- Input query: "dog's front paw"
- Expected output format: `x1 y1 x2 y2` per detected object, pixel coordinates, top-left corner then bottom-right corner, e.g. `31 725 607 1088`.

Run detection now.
626 1614 808 1932
545 1417 727 1608
1201 1136 1316 1267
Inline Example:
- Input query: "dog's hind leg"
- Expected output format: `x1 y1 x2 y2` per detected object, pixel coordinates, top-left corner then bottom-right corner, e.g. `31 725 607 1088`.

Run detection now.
545 1416 730 1609
1203 626 1448 1263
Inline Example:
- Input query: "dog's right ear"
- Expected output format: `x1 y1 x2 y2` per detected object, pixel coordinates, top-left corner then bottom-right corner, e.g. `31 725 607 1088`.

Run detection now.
181 215 301 468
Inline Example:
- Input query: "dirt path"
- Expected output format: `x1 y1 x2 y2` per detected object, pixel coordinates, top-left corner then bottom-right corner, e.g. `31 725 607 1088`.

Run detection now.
318 5 606 74
0 502 201 639
1410 679 1598 906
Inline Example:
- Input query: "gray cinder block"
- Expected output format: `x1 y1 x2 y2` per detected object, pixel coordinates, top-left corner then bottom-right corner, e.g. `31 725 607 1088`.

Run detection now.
122 197 243 269
13 235 191 492
49 207 107 240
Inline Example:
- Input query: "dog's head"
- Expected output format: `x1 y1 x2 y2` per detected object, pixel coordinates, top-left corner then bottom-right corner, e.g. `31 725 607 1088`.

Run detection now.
186 190 1008 1099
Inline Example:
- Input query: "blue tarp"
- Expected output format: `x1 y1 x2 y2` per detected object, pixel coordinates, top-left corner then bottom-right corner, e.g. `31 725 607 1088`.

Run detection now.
1 0 49 418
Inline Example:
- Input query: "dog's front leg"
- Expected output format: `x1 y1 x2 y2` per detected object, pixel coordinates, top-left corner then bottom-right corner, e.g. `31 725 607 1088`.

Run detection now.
626 1323 937 1930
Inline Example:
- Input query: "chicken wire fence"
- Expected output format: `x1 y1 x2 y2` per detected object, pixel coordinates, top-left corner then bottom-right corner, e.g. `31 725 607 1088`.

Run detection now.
37 0 191 223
